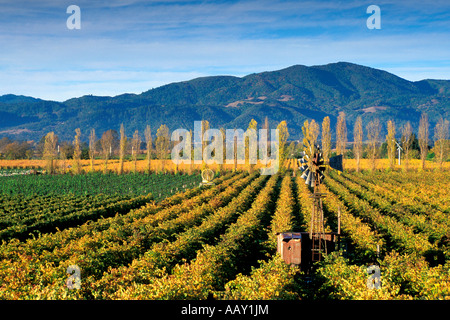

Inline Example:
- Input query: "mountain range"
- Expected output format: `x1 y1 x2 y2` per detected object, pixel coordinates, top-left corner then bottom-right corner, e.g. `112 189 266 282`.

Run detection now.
1 62 449 143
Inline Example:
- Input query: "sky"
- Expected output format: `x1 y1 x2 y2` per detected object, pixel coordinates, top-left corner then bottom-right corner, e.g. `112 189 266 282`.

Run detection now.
0 0 449 102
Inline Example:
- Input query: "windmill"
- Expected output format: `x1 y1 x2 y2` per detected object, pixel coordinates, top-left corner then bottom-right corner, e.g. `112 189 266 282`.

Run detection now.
297 145 343 264
199 169 215 187
393 139 403 166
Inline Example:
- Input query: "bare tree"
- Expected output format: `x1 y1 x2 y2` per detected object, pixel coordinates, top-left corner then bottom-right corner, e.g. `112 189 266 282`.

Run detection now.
156 124 170 172
367 118 381 171
418 113 429 170
353 116 363 172
189 129 194 174
246 119 257 173
89 129 96 172
401 122 413 171
101 130 115 173
262 116 270 169
201 120 210 170
434 116 450 170
336 112 347 169
73 128 82 174
132 130 141 174
219 127 226 173
119 124 127 174
386 120 396 170
322 116 331 164
59 142 67 174
144 125 152 174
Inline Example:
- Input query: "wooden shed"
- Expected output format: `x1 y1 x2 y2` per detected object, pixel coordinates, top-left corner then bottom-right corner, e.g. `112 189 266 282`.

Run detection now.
277 231 339 271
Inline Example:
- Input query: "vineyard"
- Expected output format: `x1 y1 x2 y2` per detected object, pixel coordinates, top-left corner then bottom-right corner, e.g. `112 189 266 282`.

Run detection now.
0 166 449 300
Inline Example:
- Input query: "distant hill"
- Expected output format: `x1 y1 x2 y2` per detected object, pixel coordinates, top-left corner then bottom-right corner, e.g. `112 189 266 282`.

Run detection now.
0 62 449 142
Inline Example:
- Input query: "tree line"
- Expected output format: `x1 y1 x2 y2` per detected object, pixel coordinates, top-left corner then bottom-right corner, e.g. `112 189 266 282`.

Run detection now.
1 113 448 173
302 112 449 172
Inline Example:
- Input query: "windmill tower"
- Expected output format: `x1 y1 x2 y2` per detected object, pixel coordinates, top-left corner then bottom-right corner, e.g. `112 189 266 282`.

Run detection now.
277 145 343 272
299 146 329 262
393 139 403 165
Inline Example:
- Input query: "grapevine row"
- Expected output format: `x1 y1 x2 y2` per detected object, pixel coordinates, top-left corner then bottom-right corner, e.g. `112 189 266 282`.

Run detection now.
89 173 269 299
324 173 434 256
0 172 249 298
220 173 301 300
331 171 449 250
107 174 280 299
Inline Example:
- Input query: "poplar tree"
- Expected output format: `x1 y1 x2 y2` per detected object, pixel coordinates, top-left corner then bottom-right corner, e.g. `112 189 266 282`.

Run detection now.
336 112 347 169
144 125 152 174
401 122 413 171
59 142 67 174
277 120 289 173
434 116 450 171
89 129 96 172
246 119 257 173
302 119 320 158
262 116 270 168
201 120 210 170
73 128 82 174
219 127 226 173
321 116 331 164
353 116 363 173
156 124 170 172
386 120 396 170
101 130 114 174
119 124 127 174
43 132 58 174
132 130 141 174
418 113 429 170
367 118 381 171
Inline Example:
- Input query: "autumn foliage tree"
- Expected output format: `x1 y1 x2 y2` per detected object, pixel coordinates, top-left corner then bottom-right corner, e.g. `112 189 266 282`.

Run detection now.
353 116 363 173
367 118 381 171
119 124 127 174
336 112 347 169
156 124 170 172
401 122 414 171
277 120 289 173
418 113 429 170
72 128 82 174
246 119 257 173
101 130 116 174
132 130 141 174
386 120 396 170
144 125 152 174
322 116 331 164
302 119 320 159
43 132 58 174
433 116 450 170
89 129 96 172
201 120 210 170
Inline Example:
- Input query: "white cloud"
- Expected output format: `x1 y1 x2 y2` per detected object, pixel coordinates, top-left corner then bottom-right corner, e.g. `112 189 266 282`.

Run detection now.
0 0 449 100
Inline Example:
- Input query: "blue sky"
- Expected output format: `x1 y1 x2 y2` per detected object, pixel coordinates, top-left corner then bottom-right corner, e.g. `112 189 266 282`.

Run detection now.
0 0 449 101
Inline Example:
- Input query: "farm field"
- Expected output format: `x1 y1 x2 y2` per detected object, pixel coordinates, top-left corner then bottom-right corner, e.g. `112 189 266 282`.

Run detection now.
0 166 449 300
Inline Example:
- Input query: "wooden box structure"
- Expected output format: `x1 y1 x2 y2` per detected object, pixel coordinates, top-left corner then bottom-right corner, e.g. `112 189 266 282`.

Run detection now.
277 231 339 271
